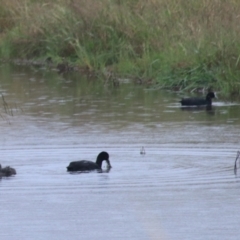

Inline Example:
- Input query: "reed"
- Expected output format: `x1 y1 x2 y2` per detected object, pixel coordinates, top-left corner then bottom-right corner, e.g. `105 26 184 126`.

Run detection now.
0 0 240 96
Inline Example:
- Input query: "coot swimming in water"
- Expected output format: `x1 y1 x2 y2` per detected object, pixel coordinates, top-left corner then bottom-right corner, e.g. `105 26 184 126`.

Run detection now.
66 151 111 172
180 92 215 106
0 164 17 177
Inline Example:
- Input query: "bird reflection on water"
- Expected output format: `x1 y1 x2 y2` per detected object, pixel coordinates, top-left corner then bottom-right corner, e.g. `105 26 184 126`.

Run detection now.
180 105 215 115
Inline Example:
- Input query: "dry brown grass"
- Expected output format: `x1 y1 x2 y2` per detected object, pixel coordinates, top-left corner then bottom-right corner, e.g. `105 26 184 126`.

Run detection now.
1 0 240 48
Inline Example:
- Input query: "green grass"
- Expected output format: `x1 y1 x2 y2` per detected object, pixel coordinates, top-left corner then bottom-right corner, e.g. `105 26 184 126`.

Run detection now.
1 0 240 97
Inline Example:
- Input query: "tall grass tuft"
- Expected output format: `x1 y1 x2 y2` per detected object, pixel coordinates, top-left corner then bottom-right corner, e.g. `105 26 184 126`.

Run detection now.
1 0 240 96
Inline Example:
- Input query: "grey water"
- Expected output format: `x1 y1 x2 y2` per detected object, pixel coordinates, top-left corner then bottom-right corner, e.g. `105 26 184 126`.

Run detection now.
0 64 240 240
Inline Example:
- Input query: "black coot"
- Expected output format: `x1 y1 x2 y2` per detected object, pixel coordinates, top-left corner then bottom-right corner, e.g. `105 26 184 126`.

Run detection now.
0 164 17 177
180 92 215 106
66 151 111 172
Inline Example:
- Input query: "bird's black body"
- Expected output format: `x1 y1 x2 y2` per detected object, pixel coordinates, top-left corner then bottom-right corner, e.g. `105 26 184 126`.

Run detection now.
0 164 17 177
180 92 215 106
67 151 111 172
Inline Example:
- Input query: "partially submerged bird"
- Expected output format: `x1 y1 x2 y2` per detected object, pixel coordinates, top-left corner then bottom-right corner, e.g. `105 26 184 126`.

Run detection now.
66 151 111 172
180 92 215 106
0 164 17 177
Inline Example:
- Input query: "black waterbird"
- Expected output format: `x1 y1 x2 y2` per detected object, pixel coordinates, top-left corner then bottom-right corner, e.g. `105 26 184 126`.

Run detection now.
66 151 111 172
180 92 215 106
0 164 17 177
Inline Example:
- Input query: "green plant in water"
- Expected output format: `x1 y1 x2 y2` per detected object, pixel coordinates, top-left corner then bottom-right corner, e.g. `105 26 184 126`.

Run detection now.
0 0 240 97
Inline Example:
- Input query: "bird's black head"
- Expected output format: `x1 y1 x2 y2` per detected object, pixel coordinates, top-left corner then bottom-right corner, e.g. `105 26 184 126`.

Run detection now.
98 151 109 160
96 151 111 168
206 92 215 99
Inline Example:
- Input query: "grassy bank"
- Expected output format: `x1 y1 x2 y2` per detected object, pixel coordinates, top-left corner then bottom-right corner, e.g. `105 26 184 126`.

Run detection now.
1 0 240 96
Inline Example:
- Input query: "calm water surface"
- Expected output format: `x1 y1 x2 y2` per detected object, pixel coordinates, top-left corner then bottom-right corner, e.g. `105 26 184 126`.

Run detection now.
0 64 240 240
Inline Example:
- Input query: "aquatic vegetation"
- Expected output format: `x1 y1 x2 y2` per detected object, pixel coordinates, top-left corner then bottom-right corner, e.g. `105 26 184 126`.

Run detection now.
234 151 240 175
140 147 146 155
1 0 240 97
